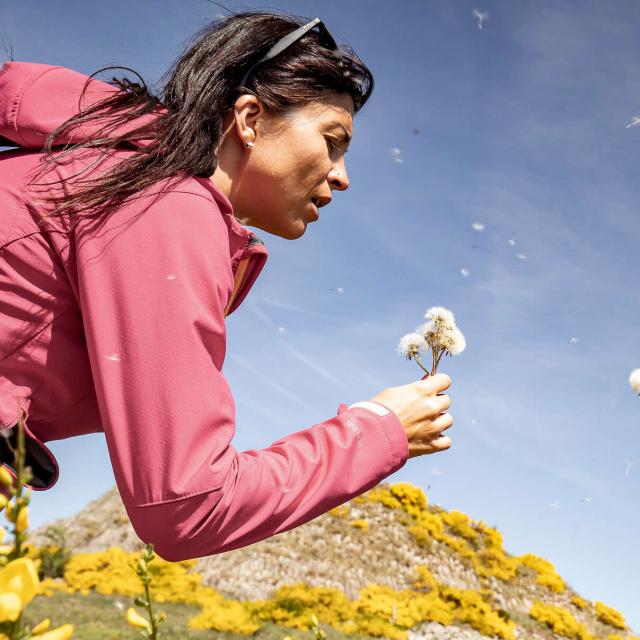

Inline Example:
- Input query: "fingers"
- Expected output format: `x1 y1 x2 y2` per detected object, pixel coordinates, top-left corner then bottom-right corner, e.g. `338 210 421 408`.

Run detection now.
425 394 451 415
432 435 452 449
431 412 453 430
419 372 451 394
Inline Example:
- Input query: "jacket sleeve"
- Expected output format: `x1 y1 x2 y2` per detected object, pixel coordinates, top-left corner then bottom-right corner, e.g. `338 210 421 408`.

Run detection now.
74 185 408 562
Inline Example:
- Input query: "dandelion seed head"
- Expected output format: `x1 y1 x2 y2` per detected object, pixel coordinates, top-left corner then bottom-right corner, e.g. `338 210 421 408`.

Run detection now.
447 326 467 355
424 306 456 326
396 332 427 359
629 368 640 395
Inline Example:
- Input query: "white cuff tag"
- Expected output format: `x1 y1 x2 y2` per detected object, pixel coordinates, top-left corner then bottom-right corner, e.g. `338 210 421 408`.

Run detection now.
348 401 390 417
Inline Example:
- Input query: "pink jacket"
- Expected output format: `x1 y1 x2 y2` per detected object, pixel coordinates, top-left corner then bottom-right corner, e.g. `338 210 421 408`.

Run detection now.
0 61 408 561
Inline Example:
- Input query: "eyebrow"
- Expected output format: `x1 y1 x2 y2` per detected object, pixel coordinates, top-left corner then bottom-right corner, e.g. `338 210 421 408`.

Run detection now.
328 122 352 146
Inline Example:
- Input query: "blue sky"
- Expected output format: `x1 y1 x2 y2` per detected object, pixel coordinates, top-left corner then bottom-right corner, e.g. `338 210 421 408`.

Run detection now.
2 0 639 631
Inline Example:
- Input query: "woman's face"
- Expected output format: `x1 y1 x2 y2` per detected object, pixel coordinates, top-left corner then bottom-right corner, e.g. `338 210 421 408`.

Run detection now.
211 92 353 240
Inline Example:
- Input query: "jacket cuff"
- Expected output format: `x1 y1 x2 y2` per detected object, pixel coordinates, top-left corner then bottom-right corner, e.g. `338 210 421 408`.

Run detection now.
345 404 409 473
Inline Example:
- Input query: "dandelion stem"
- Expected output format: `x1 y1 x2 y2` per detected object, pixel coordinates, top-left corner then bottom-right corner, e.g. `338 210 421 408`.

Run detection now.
413 355 431 377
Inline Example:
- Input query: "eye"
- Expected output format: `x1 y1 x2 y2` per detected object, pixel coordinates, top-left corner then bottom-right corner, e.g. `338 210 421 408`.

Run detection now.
324 136 342 153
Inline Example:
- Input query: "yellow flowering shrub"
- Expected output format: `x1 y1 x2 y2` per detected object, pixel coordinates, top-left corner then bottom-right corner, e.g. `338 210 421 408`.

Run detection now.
475 521 504 549
411 565 438 592
250 583 356 631
38 577 70 597
63 547 213 605
529 601 595 640
440 511 479 545
349 519 369 531
474 547 519 582
439 586 516 640
571 595 589 610
408 511 445 549
364 483 427 518
594 601 626 630
517 553 566 593
188 596 260 635
352 583 454 639
328 505 350 519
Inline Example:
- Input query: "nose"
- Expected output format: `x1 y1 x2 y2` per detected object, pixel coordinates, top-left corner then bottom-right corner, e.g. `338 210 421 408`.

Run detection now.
328 158 349 191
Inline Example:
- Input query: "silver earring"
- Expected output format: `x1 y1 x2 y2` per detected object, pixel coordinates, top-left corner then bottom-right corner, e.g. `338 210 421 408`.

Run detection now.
245 141 254 149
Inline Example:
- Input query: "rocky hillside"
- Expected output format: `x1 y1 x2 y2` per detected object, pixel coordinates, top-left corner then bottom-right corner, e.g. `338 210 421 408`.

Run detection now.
29 482 637 640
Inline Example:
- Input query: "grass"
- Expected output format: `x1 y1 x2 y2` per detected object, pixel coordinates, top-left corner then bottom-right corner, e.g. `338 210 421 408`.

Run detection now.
22 590 382 640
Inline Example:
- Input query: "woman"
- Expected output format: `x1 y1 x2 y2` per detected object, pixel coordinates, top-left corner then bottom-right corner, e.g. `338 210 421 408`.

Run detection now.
0 10 453 561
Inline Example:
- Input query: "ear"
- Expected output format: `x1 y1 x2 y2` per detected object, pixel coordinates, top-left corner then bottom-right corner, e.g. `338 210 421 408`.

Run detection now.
232 94 264 147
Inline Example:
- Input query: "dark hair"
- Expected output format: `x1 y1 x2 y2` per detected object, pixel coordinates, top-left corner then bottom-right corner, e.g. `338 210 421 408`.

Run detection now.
26 9 374 224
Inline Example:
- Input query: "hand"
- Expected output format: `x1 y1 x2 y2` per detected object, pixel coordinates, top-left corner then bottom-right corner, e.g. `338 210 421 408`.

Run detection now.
368 373 453 458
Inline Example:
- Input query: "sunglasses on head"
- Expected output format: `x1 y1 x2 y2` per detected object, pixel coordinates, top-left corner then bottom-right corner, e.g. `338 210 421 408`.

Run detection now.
237 17 370 110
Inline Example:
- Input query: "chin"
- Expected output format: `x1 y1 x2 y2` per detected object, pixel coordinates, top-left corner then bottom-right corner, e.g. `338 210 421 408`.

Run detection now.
276 220 308 240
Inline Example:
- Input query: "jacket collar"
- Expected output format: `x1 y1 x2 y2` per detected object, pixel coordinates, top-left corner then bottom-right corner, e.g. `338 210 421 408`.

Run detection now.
193 177 269 317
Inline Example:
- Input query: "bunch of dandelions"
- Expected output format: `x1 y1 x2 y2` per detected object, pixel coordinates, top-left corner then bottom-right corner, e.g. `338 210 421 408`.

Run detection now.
125 544 166 639
0 409 74 640
630 369 640 396
397 306 466 376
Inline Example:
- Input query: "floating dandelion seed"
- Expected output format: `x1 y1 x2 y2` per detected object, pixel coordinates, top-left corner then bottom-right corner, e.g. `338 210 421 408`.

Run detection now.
507 238 516 246
460 268 471 277
625 459 636 478
472 8 489 30
471 222 486 232
516 253 528 261
390 147 403 163
106 354 121 361
276 326 287 334
548 501 560 510
580 497 592 503
569 337 579 344
629 368 640 395
431 468 443 477
626 116 640 128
